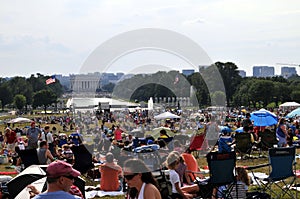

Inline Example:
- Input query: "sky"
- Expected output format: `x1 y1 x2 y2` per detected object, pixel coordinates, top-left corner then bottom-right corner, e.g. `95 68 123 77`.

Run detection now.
0 0 300 78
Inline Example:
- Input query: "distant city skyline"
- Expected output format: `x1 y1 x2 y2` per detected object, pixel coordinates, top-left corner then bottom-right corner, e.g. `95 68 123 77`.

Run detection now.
0 0 299 78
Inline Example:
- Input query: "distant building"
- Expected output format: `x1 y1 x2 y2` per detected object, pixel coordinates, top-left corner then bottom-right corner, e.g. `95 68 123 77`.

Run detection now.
69 72 125 93
70 73 101 93
238 70 246 78
182 69 195 76
253 66 274 77
281 67 297 78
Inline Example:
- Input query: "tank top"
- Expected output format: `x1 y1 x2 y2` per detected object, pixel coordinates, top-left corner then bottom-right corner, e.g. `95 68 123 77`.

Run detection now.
37 148 47 164
138 183 146 199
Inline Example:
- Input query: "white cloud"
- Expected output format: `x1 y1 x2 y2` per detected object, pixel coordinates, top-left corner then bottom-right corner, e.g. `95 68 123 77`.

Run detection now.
0 0 299 77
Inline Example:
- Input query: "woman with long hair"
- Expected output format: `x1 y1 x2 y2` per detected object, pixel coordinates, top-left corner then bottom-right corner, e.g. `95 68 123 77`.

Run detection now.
276 118 289 147
124 158 161 199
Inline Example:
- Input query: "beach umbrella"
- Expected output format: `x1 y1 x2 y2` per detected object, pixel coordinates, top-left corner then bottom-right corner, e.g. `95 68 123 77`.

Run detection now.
7 165 86 199
286 107 300 118
154 112 181 120
7 165 47 199
250 109 278 126
7 117 33 124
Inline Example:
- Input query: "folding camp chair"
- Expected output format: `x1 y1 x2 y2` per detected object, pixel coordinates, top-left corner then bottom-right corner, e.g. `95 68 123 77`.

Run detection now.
247 146 297 199
17 148 40 169
189 134 206 158
71 144 95 175
206 151 239 199
257 129 278 157
234 133 255 159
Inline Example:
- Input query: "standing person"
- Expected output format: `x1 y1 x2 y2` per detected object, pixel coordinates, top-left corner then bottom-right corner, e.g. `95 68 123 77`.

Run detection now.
276 118 289 147
114 125 123 142
99 152 123 191
0 131 4 148
204 115 220 149
37 141 55 164
123 158 161 199
30 160 82 199
45 126 54 155
3 128 17 153
27 122 42 149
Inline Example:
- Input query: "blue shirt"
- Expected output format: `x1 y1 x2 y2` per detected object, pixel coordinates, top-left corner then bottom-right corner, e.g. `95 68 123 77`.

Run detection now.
33 191 81 199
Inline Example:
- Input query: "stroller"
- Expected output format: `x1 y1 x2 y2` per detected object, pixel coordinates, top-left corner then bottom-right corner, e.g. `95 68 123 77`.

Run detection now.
132 144 172 198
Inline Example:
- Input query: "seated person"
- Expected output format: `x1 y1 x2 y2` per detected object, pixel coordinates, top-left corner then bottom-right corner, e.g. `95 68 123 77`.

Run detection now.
62 144 74 164
99 152 123 191
218 132 233 153
212 166 250 199
37 141 55 164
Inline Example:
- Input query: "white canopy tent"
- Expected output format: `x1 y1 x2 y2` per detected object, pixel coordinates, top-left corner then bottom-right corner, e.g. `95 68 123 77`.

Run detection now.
279 102 300 107
154 112 181 120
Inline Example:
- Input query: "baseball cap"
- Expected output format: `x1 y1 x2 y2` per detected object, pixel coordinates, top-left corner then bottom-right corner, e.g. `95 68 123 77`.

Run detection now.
30 121 35 126
46 160 81 178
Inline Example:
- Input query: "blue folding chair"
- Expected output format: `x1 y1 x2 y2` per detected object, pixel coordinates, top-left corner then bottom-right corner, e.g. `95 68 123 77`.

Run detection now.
247 146 297 199
206 151 240 199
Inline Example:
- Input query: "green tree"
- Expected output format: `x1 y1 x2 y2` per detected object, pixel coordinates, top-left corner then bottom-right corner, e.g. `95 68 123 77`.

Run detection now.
33 89 57 113
0 83 13 111
215 62 242 106
248 79 275 108
291 90 300 102
211 91 226 106
187 72 210 107
7 76 33 107
102 83 115 93
14 94 26 112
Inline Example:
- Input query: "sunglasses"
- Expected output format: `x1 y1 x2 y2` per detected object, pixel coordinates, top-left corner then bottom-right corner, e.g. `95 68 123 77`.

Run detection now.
124 173 138 180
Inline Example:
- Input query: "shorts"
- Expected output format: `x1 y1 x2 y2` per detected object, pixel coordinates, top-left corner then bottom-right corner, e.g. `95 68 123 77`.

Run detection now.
7 143 16 152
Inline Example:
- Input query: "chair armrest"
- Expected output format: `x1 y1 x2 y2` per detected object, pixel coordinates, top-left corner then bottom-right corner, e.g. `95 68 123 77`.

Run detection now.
186 170 207 174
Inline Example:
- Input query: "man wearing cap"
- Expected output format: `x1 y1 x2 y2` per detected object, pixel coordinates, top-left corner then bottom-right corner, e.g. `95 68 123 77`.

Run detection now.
32 160 82 199
27 122 41 149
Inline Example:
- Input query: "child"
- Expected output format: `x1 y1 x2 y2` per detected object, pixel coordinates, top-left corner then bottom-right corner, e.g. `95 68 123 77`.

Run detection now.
166 152 193 199
212 166 250 199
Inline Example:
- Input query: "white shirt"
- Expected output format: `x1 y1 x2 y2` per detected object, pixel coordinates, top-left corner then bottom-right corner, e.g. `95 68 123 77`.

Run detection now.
169 169 181 193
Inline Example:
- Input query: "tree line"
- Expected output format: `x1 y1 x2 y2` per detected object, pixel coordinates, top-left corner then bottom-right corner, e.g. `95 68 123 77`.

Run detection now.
1 62 300 112
0 73 63 113
114 62 300 108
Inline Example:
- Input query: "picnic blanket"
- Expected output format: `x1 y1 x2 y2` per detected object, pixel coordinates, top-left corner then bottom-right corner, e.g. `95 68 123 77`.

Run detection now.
86 190 124 198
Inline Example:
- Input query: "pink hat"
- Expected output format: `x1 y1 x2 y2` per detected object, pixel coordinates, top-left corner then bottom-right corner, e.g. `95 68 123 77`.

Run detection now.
46 160 81 178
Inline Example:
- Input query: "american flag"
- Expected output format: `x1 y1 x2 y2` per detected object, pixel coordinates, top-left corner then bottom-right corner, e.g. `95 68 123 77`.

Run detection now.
46 75 56 85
